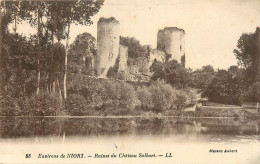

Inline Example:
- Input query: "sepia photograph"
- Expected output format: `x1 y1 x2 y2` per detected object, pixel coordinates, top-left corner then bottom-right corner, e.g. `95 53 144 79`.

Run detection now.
0 0 260 163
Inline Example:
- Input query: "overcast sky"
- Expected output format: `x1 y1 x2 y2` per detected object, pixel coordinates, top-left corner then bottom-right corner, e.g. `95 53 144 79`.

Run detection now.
16 0 260 70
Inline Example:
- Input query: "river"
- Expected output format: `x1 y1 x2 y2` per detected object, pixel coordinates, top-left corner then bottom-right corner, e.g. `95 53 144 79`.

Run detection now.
0 117 259 163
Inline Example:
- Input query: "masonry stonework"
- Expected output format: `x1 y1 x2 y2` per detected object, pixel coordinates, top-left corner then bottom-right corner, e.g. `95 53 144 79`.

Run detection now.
157 27 185 65
95 17 120 77
118 45 128 72
94 18 185 81
148 49 166 68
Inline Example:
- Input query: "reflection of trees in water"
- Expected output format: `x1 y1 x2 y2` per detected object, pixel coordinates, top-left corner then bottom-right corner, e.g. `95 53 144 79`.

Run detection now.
0 117 259 138
63 118 135 136
0 117 64 138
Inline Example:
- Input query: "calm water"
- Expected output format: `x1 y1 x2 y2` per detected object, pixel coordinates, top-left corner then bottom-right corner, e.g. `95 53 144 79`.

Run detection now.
1 117 260 164
0 117 259 142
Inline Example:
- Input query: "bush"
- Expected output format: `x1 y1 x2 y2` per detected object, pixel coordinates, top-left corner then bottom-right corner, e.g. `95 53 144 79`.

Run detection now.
243 82 260 102
202 70 243 105
175 90 188 110
148 80 176 112
65 94 88 116
136 80 195 112
24 92 63 116
0 91 21 116
184 89 198 106
100 80 139 114
137 86 153 110
67 75 139 115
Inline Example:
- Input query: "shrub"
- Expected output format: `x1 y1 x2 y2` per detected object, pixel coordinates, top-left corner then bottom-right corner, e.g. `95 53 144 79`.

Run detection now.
101 80 139 114
118 81 140 111
175 90 188 110
67 75 139 115
137 86 153 110
0 91 21 116
65 94 88 116
25 92 63 116
202 70 243 105
184 89 198 106
243 82 260 102
148 80 176 112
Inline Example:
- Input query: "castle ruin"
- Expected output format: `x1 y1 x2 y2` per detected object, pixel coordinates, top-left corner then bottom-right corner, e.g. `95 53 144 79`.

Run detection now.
95 17 120 77
157 27 185 65
118 45 128 72
94 17 185 81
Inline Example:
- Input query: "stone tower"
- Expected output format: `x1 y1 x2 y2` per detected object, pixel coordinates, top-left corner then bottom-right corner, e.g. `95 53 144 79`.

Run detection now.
95 17 120 77
157 27 185 65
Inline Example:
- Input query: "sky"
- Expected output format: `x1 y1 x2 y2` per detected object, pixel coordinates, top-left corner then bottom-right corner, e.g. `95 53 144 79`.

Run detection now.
15 0 260 70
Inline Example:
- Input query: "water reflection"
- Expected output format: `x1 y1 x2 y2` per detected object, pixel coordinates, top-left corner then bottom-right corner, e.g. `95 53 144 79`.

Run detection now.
0 117 259 142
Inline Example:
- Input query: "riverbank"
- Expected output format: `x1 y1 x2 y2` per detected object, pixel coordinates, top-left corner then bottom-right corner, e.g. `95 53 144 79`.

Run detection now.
0 106 259 119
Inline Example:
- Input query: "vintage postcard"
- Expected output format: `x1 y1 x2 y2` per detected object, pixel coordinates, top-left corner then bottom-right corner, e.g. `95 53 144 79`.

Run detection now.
0 0 260 163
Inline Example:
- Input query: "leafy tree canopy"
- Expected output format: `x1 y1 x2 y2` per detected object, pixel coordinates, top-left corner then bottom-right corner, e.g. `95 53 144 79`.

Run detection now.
68 32 96 75
233 32 257 87
202 68 243 105
150 60 190 89
120 36 148 59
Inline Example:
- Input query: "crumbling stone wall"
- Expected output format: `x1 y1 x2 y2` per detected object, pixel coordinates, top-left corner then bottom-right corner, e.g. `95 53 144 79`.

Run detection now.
148 49 166 68
127 57 149 75
157 27 185 64
118 45 128 71
95 17 120 77
94 17 185 80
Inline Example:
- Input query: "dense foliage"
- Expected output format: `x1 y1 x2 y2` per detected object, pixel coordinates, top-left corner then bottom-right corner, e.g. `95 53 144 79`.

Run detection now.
120 36 148 59
150 60 191 89
202 69 243 105
68 32 96 75
233 32 257 87
136 80 196 113
66 74 140 115
190 65 215 90
0 0 104 116
233 31 259 103
1 1 259 116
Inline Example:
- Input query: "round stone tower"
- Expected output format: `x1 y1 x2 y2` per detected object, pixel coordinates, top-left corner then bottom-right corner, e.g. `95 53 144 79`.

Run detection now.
95 17 120 77
157 27 185 64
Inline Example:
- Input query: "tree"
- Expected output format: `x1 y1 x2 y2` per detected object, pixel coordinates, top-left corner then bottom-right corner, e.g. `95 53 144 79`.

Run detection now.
68 32 96 75
59 0 104 99
190 65 215 90
228 65 243 77
243 82 260 102
202 65 214 73
0 1 33 90
1 0 104 99
120 36 148 59
0 1 2 89
0 1 20 35
150 60 190 89
202 69 243 105
148 80 176 112
46 42 65 98
6 1 48 95
233 32 257 87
